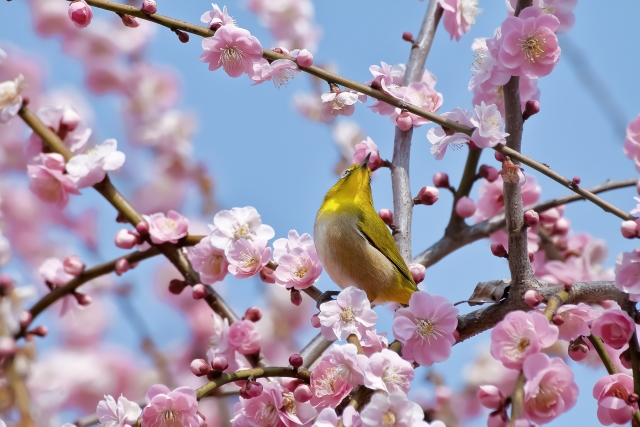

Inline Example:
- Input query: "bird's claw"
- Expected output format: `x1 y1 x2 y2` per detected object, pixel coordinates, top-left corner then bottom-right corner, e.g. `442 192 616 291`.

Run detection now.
316 290 340 309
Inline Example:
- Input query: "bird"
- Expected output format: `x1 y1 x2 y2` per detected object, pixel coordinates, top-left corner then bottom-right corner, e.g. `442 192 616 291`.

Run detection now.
314 153 418 306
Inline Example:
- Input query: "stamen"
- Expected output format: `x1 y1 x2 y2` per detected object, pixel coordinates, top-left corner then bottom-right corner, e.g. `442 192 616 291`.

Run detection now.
219 46 247 69
517 32 546 63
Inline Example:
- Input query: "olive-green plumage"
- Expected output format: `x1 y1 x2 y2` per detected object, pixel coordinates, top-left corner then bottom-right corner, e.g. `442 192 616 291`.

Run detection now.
314 156 418 305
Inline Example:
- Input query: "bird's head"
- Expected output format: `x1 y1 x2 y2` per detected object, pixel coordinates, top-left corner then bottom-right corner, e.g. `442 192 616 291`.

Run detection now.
322 153 373 207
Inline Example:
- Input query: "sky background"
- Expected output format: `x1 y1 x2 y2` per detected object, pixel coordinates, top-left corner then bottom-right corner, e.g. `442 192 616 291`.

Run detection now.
1 0 640 425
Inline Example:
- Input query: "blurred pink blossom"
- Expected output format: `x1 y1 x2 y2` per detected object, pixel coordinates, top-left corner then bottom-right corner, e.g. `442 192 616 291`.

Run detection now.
427 108 474 160
200 3 235 28
68 0 93 28
318 286 378 341
475 175 541 221
0 74 25 123
477 385 505 409
506 0 577 33
321 90 366 122
455 196 476 218
615 248 640 301
623 115 640 172
191 237 229 284
28 153 80 209
439 0 482 41
26 105 91 158
228 319 261 355
65 138 125 187
141 385 202 427
96 394 141 427
226 238 271 279
591 309 635 350
593 373 637 425
389 82 443 128
210 206 275 250
145 210 189 244
361 391 428 427
200 25 263 78
553 303 598 341
363 348 414 394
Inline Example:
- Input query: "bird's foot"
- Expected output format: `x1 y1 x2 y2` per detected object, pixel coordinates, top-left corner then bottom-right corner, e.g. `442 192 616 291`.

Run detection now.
316 290 340 309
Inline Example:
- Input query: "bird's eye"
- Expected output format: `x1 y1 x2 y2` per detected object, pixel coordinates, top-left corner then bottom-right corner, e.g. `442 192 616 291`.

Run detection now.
341 168 351 179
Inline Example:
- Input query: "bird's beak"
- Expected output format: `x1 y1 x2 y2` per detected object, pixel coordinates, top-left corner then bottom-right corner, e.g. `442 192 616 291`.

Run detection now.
357 152 371 170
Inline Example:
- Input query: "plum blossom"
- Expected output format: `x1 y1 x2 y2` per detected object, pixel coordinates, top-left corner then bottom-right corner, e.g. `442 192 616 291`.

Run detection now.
28 153 80 209
360 329 389 357
363 348 414 394
65 139 125 188
522 353 578 424
427 108 473 160
273 230 322 290
439 0 482 41
209 206 275 250
498 7 561 79
96 394 141 427
321 89 367 122
250 58 299 88
475 175 541 221
200 25 263 78
623 115 640 173
470 102 508 148
0 74 25 123
361 391 430 427
392 291 458 366
26 105 91 158
353 137 384 171
68 0 93 28
490 311 558 369
468 38 509 91
593 374 638 425
553 303 598 341
200 3 235 28
39 257 84 316
227 319 261 354
318 286 378 341
389 82 443 128
144 210 189 244
191 237 229 284
591 309 635 350
507 0 577 34
231 381 317 427
477 385 506 410
310 353 353 409
615 248 640 301
141 385 202 427
226 238 272 278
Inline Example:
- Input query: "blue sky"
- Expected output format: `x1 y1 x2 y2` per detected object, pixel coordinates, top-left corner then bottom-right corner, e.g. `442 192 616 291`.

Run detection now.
2 0 640 425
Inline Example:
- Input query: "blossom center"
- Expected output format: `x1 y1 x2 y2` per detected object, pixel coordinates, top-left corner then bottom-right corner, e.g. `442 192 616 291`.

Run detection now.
273 68 296 89
460 0 481 24
516 337 531 353
340 306 356 323
281 393 297 415
382 410 397 425
536 385 559 409
157 409 184 427
207 255 224 275
518 33 546 63
239 250 259 268
416 318 442 342
219 45 247 69
612 386 630 401
291 265 308 279
257 402 279 427
315 367 338 396
0 75 24 108
382 366 403 389
233 224 251 240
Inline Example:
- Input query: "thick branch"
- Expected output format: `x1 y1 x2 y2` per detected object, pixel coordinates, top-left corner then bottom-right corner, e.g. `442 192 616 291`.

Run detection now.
299 332 334 369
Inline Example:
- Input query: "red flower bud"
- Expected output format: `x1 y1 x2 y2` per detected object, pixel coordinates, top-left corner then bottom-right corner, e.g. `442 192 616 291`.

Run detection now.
490 243 508 258
378 209 394 226
289 354 303 369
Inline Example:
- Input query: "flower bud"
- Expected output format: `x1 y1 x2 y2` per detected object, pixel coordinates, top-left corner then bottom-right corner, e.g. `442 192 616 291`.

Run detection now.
408 263 426 285
168 279 187 295
455 196 476 218
289 353 303 369
621 220 639 239
115 229 138 249
290 289 302 306
553 217 570 235
311 313 321 328
378 209 394 226
190 359 212 377
433 172 450 189
417 186 439 205
74 292 92 306
120 14 140 28
211 356 229 372
552 314 564 326
141 0 157 14
522 100 540 121
620 348 632 369
539 208 561 225
568 337 589 362
192 284 206 300
494 151 505 163
564 282 573 292
245 380 263 398
296 49 314 68
68 0 93 28
27 325 49 338
136 220 150 235
571 176 581 185
60 108 81 131
294 384 313 402
401 31 414 42
523 210 539 227
0 336 17 357
478 164 499 182
244 307 262 322
115 258 130 276
477 385 504 410
528 251 535 262
490 243 508 259
63 255 85 276
260 267 276 284
524 290 543 307
396 111 413 131
628 393 639 404
174 29 190 43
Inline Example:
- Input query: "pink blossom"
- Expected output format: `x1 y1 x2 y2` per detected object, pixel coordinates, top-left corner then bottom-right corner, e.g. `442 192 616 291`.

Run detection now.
115 229 138 250
353 137 384 172
28 153 80 209
226 238 272 278
227 319 261 354
408 263 426 285
296 49 314 67
522 353 578 424
363 348 414 394
272 230 322 290
475 175 541 221
191 237 229 284
507 0 577 34
319 286 378 341
472 74 540 117
141 385 202 427
0 74 25 123
326 344 368 388
65 138 126 188
591 309 635 350
554 303 598 341
68 0 93 28
39 257 75 286
310 355 353 409
96 395 141 427
615 248 640 301
249 58 299 88
468 37 510 91
145 210 189 244
321 90 366 122
439 0 482 41
209 206 275 250
490 311 558 369
63 255 84 276
593 373 638 425
477 385 506 409
498 7 561 79
455 196 476 218
359 329 389 357
361 391 428 427
427 108 473 160
200 25 263 78
232 381 317 427
623 115 640 173
200 3 235 28
26 105 91 158
392 291 458 366
389 82 443 128
470 102 508 148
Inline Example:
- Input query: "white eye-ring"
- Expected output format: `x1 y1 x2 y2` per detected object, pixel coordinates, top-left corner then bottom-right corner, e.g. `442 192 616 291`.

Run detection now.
341 168 351 179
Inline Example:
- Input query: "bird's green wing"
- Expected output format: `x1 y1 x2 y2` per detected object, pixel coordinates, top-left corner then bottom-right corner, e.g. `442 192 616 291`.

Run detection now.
357 214 417 289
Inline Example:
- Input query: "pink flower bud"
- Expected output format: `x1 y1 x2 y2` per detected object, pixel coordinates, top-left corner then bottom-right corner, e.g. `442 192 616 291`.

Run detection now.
19 311 32 328
174 29 189 43
528 251 535 262
621 220 639 239
433 172 450 189
244 307 262 322
571 176 581 185
522 100 540 121
63 255 85 276
190 359 212 377
260 268 276 284
494 151 505 162
294 384 313 402
60 108 81 131
551 314 564 326
490 242 508 258
228 320 261 355
620 348 632 369
539 208 561 225
136 220 150 235
523 210 539 227
455 196 476 218
245 380 263 398
408 263 426 285
311 313 321 328
417 186 439 205
0 336 17 357
478 164 499 182
524 290 543 307
68 0 93 28
296 49 314 68
553 217 571 235
290 289 302 306
396 111 413 131
568 338 589 361
289 353 303 369
115 258 130 276
74 292 92 306
477 385 504 410
211 356 229 372
378 209 394 226
192 284 206 300
402 31 414 42
28 325 48 338
141 0 157 14
115 229 138 249
168 279 187 295
120 14 140 28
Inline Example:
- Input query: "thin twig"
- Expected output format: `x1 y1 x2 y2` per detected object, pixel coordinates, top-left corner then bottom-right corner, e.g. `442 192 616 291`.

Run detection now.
509 372 526 427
